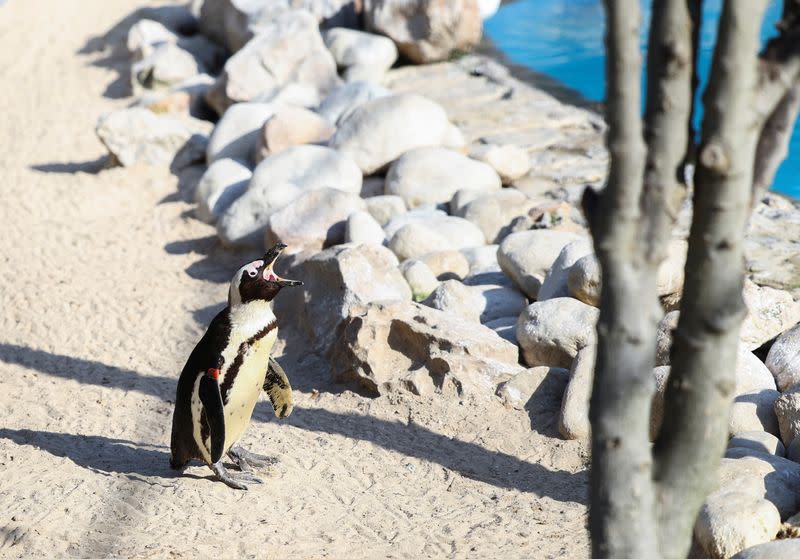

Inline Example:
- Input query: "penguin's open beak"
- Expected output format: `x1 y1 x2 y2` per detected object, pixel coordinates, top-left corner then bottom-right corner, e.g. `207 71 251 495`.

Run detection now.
262 243 303 287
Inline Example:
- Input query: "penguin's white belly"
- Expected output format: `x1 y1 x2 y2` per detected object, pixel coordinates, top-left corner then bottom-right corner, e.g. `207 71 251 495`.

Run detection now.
222 329 277 454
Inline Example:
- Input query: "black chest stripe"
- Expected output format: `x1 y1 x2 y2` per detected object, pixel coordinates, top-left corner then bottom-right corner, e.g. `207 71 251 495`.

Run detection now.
220 320 277 403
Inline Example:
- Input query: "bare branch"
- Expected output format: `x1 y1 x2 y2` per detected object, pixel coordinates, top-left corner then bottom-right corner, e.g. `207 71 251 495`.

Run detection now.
653 3 770 559
753 83 800 201
641 0 701 260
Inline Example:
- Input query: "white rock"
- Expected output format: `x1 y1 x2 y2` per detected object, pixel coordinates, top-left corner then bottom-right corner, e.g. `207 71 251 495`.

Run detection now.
132 43 201 94
95 108 194 167
254 107 336 163
400 259 440 302
716 453 800 519
316 80 392 125
345 210 386 245
206 102 278 165
127 19 178 60
386 147 501 209
766 323 800 391
365 195 407 226
383 207 447 239
457 188 537 244
477 0 501 19
387 216 486 261
461 245 501 274
737 349 777 395
329 93 453 174
741 280 800 351
649 365 671 440
198 0 290 53
538 239 594 301
728 431 786 457
731 541 800 559
422 279 527 324
194 158 252 224
206 11 339 114
322 27 398 78
498 230 584 299
419 250 471 280
217 145 362 247
729 389 780 437
559 345 595 440
694 490 781 559
655 310 680 366
517 298 599 367
265 187 366 252
469 143 531 184
255 82 322 108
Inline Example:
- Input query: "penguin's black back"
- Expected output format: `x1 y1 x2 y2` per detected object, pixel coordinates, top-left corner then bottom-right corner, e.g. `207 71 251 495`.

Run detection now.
170 307 232 469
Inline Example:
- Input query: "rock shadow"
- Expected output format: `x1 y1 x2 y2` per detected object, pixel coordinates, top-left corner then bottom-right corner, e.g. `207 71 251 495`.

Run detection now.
0 428 175 480
29 156 110 175
281 406 588 502
526 369 570 438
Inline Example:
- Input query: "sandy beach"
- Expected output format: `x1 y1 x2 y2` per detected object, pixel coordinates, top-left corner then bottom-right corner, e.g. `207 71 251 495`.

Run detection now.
0 1 590 557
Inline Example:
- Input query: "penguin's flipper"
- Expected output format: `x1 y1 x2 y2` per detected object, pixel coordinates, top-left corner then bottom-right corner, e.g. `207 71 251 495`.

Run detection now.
199 373 226 463
263 357 293 419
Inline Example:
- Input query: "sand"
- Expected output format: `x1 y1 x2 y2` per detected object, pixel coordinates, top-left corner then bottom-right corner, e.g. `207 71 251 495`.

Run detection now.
0 1 590 557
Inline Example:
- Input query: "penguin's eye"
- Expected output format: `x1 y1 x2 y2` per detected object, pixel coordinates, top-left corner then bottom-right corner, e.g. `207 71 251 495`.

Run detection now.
247 270 257 278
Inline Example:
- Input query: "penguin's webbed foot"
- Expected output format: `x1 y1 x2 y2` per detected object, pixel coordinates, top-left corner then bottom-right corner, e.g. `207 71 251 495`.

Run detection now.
210 461 263 490
228 445 278 472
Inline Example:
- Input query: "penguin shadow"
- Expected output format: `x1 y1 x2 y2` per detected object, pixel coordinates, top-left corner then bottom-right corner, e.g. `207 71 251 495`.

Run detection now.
284 407 588 502
0 343 173 401
0 428 177 481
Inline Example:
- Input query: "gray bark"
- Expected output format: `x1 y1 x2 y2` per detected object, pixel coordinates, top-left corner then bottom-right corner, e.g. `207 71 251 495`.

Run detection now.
653 4 769 559
753 84 800 201
588 1 656 557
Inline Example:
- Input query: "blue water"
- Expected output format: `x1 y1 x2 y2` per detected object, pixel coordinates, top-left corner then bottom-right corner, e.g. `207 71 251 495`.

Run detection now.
485 0 799 198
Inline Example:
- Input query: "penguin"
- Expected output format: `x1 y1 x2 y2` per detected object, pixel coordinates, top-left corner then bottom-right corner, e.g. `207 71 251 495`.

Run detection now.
170 242 303 490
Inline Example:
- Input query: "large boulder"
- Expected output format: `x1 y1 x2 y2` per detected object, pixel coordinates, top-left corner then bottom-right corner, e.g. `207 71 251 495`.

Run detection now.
385 147 501 209
95 108 198 167
497 230 584 299
328 93 453 174
216 145 362 247
322 27 398 81
206 102 278 165
365 195 407 226
265 188 365 252
694 490 781 559
329 300 522 397
131 43 202 94
206 11 339 114
194 158 251 223
254 107 336 163
517 298 599 367
718 450 800 519
766 323 800 391
421 279 527 325
740 280 800 351
363 0 482 63
274 244 411 349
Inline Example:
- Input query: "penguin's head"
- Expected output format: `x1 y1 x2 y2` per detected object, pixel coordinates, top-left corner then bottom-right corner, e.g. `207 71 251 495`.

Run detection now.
229 243 303 306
